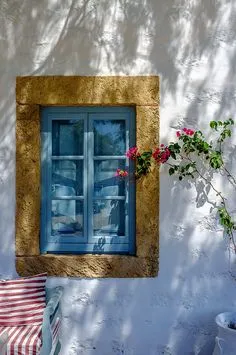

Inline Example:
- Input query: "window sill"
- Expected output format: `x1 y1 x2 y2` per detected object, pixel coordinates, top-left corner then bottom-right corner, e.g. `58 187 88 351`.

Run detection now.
16 254 158 278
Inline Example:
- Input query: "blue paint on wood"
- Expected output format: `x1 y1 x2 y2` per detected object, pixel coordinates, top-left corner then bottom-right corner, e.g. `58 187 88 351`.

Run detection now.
41 106 136 254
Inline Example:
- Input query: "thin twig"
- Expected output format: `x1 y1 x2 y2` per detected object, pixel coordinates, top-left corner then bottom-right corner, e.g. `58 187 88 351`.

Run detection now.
179 154 236 250
222 165 236 188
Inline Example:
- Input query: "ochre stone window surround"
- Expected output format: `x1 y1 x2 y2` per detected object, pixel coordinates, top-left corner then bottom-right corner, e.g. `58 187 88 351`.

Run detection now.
16 76 159 278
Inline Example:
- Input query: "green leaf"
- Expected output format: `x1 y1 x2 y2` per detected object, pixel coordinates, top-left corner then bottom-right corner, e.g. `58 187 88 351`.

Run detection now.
141 151 152 159
210 121 217 129
169 167 175 175
209 151 223 169
224 129 231 137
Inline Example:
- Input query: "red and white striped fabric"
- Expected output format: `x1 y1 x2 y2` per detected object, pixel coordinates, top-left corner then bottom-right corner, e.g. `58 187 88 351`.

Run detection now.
0 274 47 327
0 317 60 355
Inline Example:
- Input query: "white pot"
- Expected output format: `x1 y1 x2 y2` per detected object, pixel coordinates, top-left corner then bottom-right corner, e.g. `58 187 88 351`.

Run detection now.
213 312 236 355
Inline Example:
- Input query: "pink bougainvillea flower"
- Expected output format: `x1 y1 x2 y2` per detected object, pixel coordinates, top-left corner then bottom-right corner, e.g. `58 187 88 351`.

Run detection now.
152 145 171 164
126 146 140 160
187 129 195 136
115 168 128 177
176 131 181 138
179 128 195 136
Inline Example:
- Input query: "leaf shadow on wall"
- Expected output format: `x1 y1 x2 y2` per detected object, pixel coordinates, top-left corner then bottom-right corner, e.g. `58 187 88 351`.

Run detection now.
1 0 236 354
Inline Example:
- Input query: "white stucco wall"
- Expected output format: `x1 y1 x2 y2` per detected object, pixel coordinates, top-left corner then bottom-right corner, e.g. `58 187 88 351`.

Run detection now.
1 1 236 354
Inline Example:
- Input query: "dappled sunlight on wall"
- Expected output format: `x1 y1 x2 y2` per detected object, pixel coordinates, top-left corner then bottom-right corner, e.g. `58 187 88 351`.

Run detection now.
1 0 236 353
0 86 16 278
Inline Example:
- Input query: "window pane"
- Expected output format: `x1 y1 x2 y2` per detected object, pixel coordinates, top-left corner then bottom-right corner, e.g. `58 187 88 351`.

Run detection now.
52 120 84 155
93 200 125 236
51 200 83 236
94 160 126 196
52 160 83 197
94 120 125 156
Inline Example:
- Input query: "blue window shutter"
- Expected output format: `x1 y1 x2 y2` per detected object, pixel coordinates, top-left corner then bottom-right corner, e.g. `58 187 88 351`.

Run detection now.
40 107 135 255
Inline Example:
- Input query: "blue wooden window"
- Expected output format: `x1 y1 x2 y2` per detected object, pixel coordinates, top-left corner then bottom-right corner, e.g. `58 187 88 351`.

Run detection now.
41 107 135 254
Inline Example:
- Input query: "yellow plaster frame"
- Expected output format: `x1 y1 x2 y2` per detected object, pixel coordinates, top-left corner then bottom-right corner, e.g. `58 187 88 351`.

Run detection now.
16 76 159 277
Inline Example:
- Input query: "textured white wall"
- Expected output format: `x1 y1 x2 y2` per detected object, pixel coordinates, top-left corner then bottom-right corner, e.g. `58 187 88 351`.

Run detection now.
1 1 236 354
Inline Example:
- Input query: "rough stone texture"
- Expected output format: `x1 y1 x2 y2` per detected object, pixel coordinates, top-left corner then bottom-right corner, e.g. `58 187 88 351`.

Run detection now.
16 103 39 121
136 106 159 259
136 169 159 260
16 118 40 256
136 106 159 149
15 76 159 277
1 0 236 353
16 76 159 106
16 255 156 278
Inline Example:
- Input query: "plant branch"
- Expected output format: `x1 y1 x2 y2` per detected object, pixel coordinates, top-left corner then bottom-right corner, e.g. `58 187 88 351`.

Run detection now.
179 154 236 249
222 165 236 188
181 154 227 204
229 229 236 253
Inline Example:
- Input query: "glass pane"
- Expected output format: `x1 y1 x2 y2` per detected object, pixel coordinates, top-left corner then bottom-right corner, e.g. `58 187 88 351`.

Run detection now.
52 160 83 197
93 200 125 236
51 200 83 236
94 120 125 156
52 120 84 155
94 160 126 197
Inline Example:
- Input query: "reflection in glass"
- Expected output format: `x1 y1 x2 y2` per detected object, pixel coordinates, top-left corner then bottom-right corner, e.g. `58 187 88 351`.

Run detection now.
52 160 83 197
94 160 125 197
94 120 125 156
51 200 83 236
52 120 84 155
93 200 125 236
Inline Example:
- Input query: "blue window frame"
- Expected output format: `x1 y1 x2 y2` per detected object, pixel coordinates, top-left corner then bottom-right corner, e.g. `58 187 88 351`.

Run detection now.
41 107 136 254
